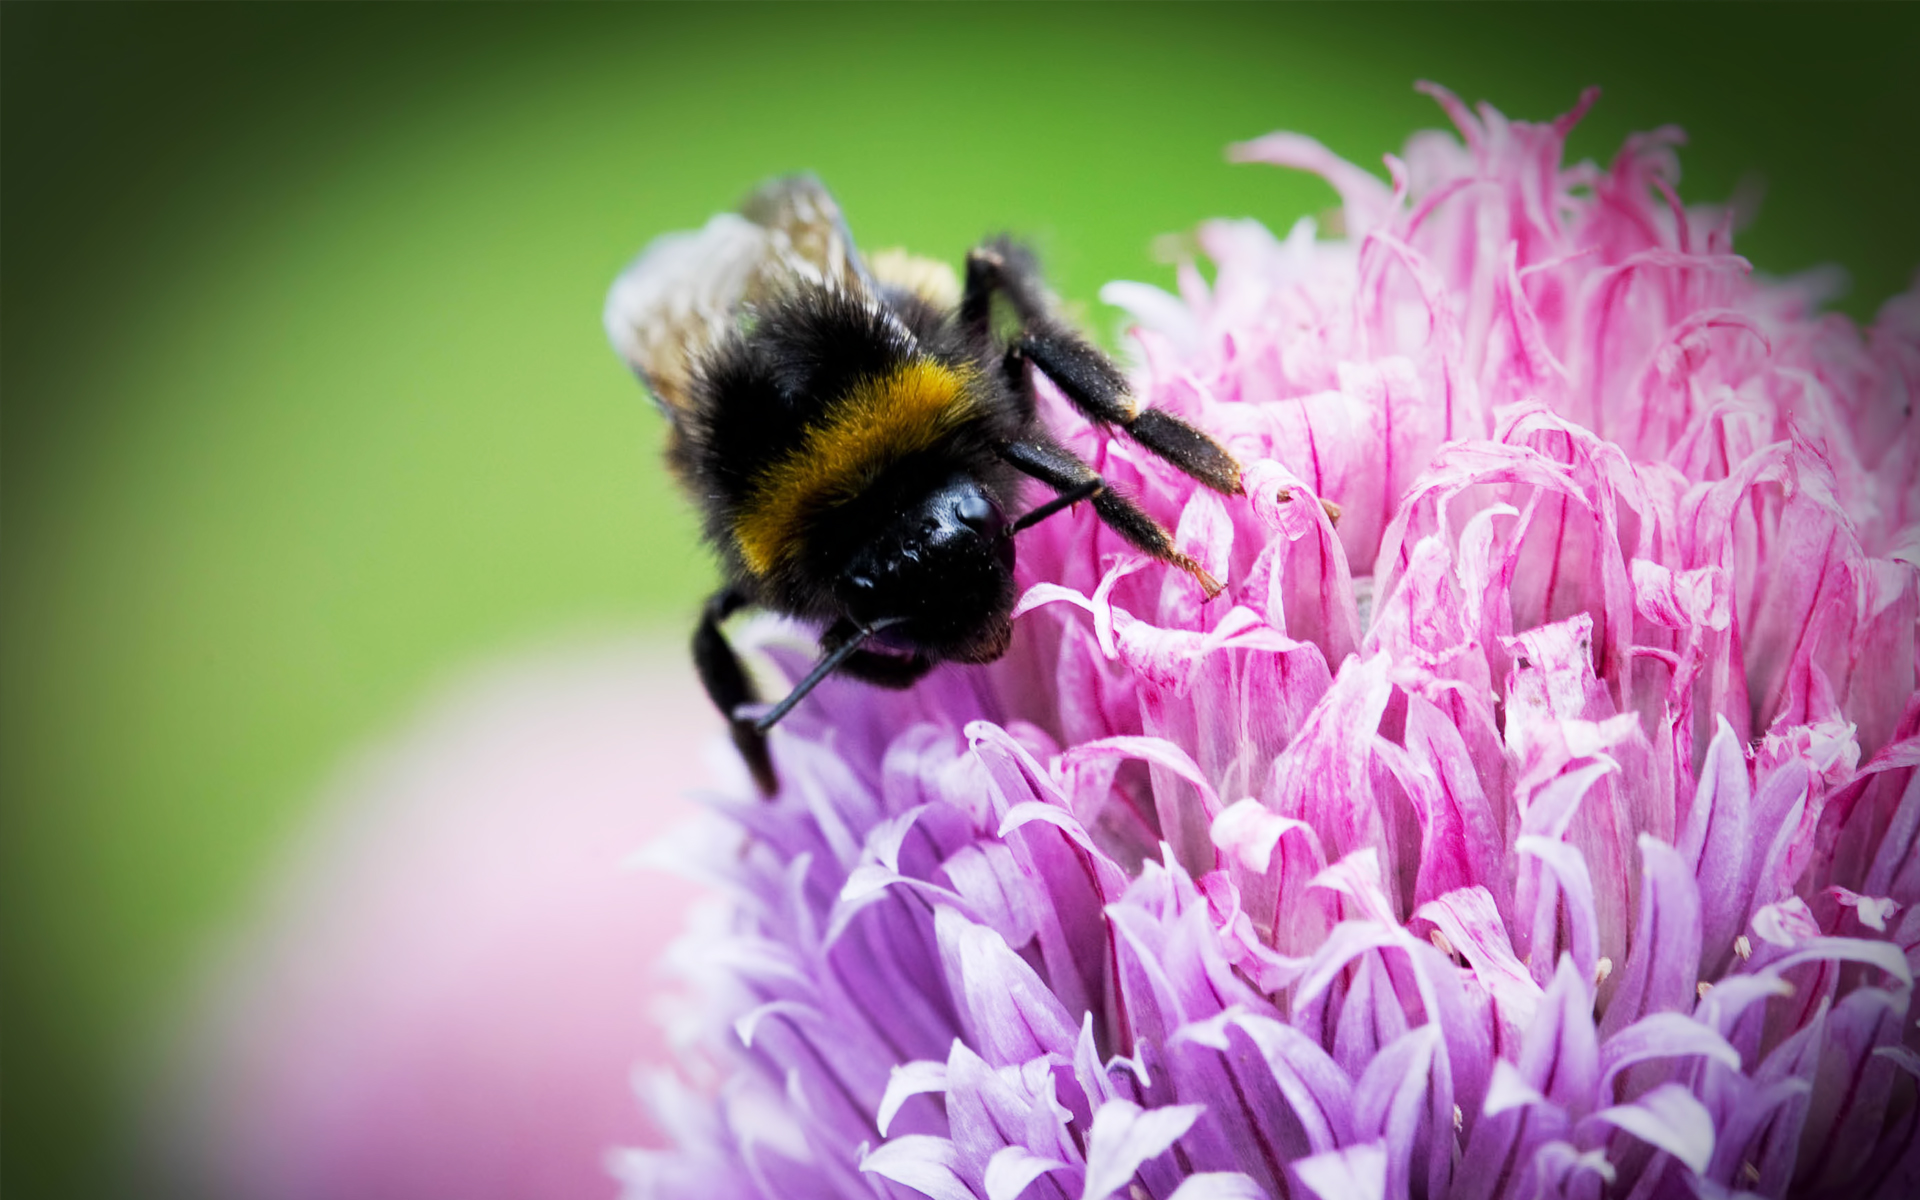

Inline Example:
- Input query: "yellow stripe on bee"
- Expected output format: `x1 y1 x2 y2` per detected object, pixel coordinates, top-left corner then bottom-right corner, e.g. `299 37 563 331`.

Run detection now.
733 360 979 575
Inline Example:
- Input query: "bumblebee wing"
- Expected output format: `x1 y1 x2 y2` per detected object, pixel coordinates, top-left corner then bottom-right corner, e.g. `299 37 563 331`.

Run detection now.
604 212 774 422
604 175 875 423
737 173 877 304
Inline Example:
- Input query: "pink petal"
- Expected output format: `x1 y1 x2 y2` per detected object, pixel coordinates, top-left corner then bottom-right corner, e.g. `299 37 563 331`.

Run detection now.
1080 1100 1204 1200
1290 1141 1388 1200
862 1136 974 1200
1584 1083 1716 1175
1164 1173 1269 1200
984 1146 1071 1200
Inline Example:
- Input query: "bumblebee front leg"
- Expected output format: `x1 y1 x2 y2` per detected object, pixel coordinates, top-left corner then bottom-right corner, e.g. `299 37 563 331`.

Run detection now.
964 241 1243 497
692 587 778 796
999 437 1223 598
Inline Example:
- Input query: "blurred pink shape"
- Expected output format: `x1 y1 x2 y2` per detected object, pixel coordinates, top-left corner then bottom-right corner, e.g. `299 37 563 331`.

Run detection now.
163 639 719 1200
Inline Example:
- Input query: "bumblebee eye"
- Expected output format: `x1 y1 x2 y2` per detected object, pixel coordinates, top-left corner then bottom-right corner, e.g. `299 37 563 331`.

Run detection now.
954 493 994 531
849 574 876 592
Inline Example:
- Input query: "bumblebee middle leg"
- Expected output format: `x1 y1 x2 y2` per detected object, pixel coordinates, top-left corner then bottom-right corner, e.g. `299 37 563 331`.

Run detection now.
693 586 779 796
964 240 1243 497
999 437 1223 597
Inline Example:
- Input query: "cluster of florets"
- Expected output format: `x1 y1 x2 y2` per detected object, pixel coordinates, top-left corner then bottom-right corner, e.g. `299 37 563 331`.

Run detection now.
619 87 1920 1200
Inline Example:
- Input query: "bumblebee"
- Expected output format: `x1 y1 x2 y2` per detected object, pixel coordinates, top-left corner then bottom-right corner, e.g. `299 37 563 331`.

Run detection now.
605 176 1242 794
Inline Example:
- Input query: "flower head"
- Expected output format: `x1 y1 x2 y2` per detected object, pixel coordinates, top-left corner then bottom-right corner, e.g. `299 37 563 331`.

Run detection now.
621 86 1920 1200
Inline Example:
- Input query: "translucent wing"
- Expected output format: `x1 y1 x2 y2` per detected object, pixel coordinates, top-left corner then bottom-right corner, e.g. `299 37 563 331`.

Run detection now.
737 174 877 303
604 174 874 422
603 212 769 422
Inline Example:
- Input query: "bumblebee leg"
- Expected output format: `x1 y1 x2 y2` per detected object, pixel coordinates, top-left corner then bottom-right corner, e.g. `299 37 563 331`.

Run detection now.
820 618 935 689
1013 333 1243 496
964 240 1243 496
692 587 778 796
961 238 1051 333
999 437 1223 598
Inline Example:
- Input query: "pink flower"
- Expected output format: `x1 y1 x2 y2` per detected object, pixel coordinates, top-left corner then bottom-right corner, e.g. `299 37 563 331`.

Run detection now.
620 87 1920 1200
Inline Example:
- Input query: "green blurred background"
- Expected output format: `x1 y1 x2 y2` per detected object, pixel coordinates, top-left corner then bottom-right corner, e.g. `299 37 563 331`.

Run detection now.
4 3 1916 1196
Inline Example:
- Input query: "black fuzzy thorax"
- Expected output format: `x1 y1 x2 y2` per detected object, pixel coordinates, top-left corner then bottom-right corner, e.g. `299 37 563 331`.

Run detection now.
670 285 1029 621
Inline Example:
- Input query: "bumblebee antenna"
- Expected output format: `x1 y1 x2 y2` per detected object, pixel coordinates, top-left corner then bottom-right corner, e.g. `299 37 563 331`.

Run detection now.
752 618 904 733
1006 478 1103 536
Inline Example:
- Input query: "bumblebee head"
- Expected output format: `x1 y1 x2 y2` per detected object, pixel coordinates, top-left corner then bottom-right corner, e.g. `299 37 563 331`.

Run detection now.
838 476 1016 664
